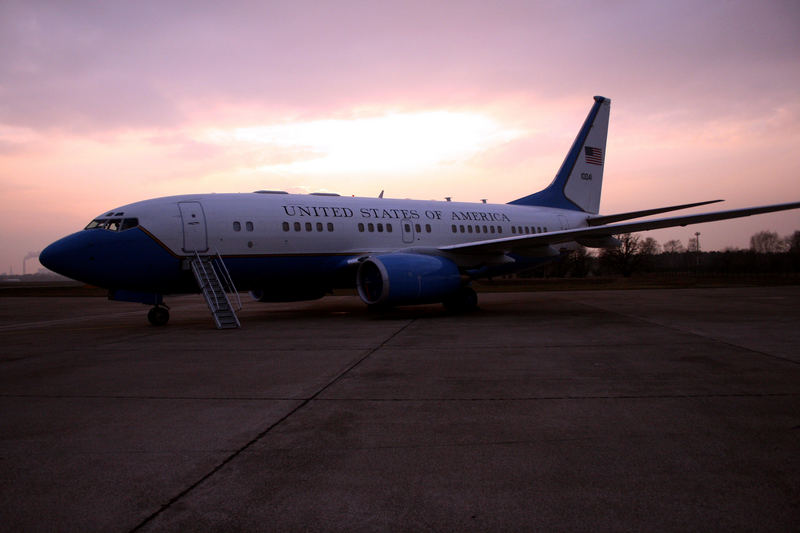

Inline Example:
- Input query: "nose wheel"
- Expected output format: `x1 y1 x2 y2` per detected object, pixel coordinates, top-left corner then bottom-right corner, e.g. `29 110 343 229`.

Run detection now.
147 305 170 326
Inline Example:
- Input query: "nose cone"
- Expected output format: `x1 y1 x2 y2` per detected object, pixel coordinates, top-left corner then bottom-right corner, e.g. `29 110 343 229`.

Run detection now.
39 233 86 280
39 228 184 291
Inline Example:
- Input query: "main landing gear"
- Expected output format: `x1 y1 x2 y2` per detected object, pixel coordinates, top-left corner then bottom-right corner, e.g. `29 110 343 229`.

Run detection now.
147 305 170 326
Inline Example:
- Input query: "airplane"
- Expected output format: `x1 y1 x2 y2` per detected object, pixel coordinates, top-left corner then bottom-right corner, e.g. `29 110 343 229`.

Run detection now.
39 96 800 328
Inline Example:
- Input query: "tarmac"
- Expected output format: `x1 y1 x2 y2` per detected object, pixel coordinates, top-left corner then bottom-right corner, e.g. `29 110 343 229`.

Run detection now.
1 287 798 532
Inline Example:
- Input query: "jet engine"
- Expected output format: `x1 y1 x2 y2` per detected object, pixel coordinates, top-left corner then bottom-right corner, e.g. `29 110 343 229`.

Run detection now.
356 253 462 306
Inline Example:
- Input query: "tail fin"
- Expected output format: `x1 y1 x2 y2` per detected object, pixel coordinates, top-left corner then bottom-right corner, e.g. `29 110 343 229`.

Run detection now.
509 96 610 214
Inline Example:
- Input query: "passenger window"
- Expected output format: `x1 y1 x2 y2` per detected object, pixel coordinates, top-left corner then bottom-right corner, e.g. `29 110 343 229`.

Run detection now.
511 226 516 234
544 227 548 232
386 224 392 232
368 223 375 232
246 221 254 232
327 222 334 232
358 223 364 232
475 226 480 233
460 225 465 233
468 226 473 233
233 221 241 232
294 222 301 231
377 223 384 232
282 222 290 232
425 224 431 233
451 225 457 233
415 224 421 233
525 226 530 234
404 223 411 232
490 226 495 234
498 227 502 234
316 222 323 232
482 225 488 233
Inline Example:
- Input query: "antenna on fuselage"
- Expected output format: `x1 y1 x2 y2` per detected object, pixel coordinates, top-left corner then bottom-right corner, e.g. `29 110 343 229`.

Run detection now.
378 190 384 198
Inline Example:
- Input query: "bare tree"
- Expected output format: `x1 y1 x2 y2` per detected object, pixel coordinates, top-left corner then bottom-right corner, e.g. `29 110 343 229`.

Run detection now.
785 230 800 253
599 233 657 277
662 239 685 253
750 231 785 253
641 237 661 255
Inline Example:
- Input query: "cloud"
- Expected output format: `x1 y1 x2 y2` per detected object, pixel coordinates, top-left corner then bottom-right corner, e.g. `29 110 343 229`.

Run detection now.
0 0 799 275
2 1 798 135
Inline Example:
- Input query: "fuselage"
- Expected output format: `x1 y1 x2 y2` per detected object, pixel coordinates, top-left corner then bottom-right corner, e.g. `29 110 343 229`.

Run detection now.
37 96 800 328
40 192 587 294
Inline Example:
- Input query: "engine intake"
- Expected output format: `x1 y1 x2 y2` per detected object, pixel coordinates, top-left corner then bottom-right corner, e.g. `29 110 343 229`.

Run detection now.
356 253 462 306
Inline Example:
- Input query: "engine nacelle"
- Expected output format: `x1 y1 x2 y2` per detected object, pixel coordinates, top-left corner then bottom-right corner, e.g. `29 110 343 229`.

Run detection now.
356 253 462 306
249 286 326 302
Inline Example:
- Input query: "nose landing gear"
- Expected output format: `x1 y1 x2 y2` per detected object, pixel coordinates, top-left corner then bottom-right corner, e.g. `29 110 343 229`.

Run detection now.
147 305 170 326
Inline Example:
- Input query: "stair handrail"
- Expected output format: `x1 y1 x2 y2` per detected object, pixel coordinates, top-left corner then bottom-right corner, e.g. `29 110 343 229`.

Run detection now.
212 248 242 310
193 251 224 311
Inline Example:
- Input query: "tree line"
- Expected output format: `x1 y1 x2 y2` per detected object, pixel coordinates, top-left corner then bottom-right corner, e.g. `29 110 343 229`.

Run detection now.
523 230 800 278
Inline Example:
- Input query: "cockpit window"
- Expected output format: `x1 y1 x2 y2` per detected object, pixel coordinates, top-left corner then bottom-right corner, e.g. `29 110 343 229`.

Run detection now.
119 218 139 231
84 217 139 231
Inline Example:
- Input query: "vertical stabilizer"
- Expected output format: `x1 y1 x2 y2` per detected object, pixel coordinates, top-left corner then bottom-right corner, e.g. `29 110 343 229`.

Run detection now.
509 96 610 214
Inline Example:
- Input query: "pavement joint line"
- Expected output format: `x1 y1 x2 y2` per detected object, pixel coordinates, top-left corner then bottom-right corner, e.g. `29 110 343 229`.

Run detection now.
0 394 305 401
570 298 800 366
380 341 708 349
3 392 797 402
0 311 146 331
127 317 417 533
310 392 800 401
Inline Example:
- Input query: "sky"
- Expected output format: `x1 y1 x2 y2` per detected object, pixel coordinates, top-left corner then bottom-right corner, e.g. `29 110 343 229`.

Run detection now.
2 0 800 274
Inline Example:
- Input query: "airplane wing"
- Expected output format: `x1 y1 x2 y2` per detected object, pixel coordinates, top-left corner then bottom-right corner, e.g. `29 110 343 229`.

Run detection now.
439 201 800 255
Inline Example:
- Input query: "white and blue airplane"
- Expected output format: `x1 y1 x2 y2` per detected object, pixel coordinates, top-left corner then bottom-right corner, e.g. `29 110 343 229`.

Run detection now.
40 96 800 328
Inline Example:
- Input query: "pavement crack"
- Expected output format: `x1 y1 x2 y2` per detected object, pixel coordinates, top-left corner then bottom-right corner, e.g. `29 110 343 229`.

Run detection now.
128 317 416 533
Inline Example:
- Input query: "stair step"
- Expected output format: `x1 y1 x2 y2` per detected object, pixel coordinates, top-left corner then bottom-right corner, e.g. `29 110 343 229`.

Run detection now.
191 256 241 330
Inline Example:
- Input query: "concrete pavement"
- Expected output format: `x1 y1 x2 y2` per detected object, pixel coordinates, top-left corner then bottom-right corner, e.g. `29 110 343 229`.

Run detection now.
1 287 798 531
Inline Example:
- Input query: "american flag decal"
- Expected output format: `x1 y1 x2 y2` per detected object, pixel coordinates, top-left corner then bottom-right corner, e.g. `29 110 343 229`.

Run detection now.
584 146 603 165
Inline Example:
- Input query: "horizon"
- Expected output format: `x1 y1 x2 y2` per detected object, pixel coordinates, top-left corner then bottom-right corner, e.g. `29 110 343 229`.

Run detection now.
2 1 799 274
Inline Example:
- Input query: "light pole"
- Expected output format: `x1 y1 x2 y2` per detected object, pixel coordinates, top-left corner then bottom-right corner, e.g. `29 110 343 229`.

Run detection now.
694 232 701 268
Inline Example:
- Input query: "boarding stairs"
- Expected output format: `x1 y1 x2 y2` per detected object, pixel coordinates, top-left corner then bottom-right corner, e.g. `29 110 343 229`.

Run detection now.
190 251 242 329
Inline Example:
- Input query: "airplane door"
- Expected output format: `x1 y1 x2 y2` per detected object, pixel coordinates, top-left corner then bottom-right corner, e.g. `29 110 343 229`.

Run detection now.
178 202 208 253
401 219 415 243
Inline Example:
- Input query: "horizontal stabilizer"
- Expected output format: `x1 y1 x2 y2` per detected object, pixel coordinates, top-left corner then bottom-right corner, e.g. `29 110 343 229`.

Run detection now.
587 199 724 226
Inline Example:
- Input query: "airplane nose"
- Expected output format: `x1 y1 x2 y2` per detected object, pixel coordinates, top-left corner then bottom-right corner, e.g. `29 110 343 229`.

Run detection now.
39 235 82 278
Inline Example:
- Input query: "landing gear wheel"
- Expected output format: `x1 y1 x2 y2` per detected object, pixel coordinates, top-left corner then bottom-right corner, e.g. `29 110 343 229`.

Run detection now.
147 306 170 326
442 287 478 313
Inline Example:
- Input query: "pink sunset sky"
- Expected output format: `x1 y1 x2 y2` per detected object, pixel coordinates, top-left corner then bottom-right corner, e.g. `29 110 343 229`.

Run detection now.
1 0 799 274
